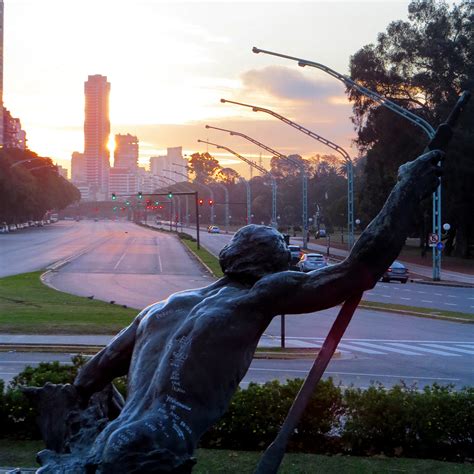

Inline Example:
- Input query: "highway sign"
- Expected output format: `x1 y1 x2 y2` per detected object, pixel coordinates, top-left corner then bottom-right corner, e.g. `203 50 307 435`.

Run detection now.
436 241 445 251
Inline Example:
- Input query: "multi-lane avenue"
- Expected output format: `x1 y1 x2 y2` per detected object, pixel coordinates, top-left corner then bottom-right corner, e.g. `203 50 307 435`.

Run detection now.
1 219 473 389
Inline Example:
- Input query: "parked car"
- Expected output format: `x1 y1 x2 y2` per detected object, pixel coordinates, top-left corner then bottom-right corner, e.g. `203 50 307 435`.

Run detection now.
288 245 302 270
208 225 220 234
382 261 409 283
0 222 9 233
297 253 328 272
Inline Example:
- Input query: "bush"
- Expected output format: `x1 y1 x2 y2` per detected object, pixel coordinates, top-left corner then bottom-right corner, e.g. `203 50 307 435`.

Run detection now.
1 361 473 462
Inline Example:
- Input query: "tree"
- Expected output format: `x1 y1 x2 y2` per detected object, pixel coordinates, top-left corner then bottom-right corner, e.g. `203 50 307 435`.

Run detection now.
188 152 222 184
349 0 473 257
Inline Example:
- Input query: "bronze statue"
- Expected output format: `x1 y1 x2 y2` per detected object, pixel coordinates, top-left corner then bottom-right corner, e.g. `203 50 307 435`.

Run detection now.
25 150 444 473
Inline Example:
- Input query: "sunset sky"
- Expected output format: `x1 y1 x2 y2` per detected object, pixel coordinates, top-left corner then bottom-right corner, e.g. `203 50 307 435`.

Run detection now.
5 0 411 175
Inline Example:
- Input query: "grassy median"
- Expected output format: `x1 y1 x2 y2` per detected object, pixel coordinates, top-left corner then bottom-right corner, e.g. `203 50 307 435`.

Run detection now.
0 441 471 473
0 271 136 334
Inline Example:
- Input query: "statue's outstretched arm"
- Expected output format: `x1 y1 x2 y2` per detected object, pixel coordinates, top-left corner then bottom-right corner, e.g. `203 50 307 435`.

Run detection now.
74 302 163 400
249 150 444 316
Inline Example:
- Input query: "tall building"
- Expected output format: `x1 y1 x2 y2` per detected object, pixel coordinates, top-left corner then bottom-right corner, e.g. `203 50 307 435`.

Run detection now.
71 151 86 183
0 0 4 146
84 74 110 200
3 108 26 149
149 147 187 183
109 167 138 196
114 133 138 171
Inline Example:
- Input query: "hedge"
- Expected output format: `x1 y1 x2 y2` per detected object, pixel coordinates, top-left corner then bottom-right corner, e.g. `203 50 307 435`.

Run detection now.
1 359 473 462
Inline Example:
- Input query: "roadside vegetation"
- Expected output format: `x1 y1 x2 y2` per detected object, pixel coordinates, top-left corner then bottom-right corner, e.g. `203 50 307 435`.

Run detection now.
1 359 473 468
0 272 135 334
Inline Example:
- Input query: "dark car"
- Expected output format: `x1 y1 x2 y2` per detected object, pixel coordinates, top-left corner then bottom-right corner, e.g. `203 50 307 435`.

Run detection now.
288 245 302 270
297 253 328 272
382 261 409 283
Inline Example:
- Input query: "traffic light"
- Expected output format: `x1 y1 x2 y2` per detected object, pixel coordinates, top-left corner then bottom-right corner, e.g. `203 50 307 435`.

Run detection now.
125 200 130 206
168 191 173 199
154 200 159 206
208 199 214 206
198 199 204 206
111 193 116 200
138 191 143 200
146 199 152 206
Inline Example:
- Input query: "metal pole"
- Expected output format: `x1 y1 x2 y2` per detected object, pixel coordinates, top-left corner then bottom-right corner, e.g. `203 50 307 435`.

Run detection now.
195 192 200 250
250 48 440 277
202 130 279 227
219 101 354 248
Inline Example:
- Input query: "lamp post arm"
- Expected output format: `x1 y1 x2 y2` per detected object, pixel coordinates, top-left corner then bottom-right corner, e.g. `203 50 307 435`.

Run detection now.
218 102 351 163
251 47 435 139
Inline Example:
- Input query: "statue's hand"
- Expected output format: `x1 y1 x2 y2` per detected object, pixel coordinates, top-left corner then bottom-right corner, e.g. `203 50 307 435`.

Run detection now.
397 149 445 200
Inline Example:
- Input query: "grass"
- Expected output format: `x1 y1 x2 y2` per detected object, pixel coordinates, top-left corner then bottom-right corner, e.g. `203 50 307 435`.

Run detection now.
0 441 471 473
180 238 224 278
0 272 136 334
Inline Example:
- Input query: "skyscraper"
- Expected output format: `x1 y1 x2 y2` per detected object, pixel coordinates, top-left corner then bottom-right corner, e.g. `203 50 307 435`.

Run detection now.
84 75 110 200
114 133 138 171
0 0 4 147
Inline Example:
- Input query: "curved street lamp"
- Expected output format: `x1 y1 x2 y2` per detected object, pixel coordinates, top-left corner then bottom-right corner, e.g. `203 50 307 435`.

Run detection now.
251 46 445 279
220 100 355 248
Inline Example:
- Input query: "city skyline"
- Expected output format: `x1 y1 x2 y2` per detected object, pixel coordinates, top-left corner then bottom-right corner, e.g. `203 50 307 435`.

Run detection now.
4 0 413 175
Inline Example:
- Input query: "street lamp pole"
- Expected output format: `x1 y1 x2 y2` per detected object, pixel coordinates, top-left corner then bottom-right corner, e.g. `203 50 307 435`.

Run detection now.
205 123 308 247
219 101 355 248
251 46 443 279
200 133 278 228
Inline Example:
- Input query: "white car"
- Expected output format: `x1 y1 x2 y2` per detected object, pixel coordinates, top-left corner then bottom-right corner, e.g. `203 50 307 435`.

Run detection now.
208 226 220 234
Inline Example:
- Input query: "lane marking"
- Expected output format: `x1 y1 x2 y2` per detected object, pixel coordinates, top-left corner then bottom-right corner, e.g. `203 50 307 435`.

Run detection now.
155 237 163 273
458 344 474 349
447 295 456 298
113 237 135 270
387 343 460 357
349 341 424 356
421 300 433 303
434 293 443 296
400 297 411 301
422 344 474 355
277 337 474 344
381 295 391 298
336 343 385 355
444 303 457 306
416 291 427 294
247 367 459 381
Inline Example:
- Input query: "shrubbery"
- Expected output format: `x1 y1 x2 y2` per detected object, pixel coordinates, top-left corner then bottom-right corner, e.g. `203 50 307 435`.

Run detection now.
1 359 473 462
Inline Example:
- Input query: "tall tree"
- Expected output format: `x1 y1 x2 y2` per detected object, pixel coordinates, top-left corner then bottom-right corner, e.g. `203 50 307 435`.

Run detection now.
349 0 473 257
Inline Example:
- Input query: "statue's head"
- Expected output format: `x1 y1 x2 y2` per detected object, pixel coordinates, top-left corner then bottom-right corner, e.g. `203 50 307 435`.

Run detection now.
219 225 290 281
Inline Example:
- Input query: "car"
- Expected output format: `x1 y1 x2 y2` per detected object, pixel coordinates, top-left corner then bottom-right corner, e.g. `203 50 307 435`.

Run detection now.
0 222 9 233
208 225 220 234
288 245 302 270
382 261 409 283
297 253 328 272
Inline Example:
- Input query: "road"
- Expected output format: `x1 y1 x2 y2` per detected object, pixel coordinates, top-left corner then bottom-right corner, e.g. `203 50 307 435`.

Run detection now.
1 220 473 389
178 224 474 313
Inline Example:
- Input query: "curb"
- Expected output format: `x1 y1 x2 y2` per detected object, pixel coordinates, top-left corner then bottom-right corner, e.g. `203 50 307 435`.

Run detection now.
358 303 474 323
410 279 474 289
0 343 335 360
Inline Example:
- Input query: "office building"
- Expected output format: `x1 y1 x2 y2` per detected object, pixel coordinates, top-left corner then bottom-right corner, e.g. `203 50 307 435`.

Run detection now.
109 167 138 196
114 134 138 171
149 146 187 183
3 108 26 149
84 74 110 200
71 151 86 183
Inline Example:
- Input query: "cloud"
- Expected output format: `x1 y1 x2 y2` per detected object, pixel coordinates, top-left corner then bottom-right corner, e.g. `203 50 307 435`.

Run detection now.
241 66 342 102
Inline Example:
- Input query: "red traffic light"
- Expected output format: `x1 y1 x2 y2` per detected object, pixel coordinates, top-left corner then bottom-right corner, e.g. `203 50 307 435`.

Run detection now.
208 199 214 206
198 199 204 206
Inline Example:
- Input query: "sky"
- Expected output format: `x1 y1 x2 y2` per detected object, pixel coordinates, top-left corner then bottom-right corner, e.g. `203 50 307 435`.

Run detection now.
4 0 411 176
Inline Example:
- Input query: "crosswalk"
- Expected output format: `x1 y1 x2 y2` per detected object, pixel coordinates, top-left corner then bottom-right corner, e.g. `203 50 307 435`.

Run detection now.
279 337 474 357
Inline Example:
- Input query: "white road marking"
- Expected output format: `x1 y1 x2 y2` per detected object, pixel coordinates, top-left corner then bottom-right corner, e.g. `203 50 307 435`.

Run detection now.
349 341 424 356
247 367 459 381
113 237 136 270
447 295 456 298
400 297 411 300
281 337 474 344
458 344 474 350
336 343 385 355
155 237 163 273
434 293 443 296
422 344 474 355
387 343 460 357
444 303 457 306
421 300 433 303
366 292 375 296
381 295 391 298
416 291 427 294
